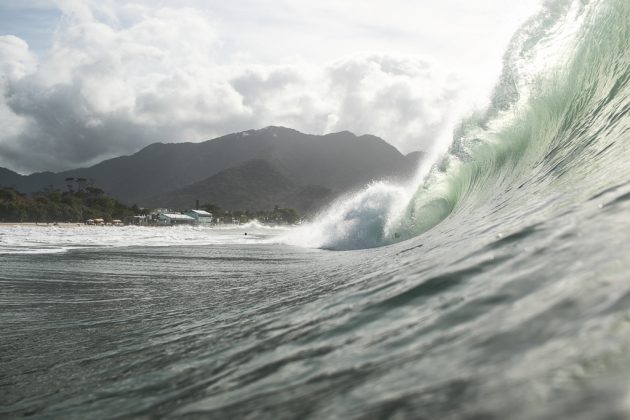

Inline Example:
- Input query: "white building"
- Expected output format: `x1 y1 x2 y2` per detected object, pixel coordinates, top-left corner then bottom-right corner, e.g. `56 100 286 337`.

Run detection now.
185 209 213 225
157 213 195 226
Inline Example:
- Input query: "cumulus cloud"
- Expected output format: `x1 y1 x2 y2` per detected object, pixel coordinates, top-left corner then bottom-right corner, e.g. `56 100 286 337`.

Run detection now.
324 54 459 152
0 35 37 163
0 2 460 173
0 35 37 80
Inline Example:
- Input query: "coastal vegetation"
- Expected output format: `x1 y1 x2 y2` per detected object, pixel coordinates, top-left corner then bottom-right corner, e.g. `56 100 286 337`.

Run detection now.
0 186 302 225
0 186 136 223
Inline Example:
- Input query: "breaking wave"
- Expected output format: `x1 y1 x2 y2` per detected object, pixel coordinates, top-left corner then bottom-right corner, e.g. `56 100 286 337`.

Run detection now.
285 0 629 251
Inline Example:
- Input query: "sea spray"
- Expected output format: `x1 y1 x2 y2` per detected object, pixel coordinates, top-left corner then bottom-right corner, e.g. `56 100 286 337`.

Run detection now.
281 181 410 249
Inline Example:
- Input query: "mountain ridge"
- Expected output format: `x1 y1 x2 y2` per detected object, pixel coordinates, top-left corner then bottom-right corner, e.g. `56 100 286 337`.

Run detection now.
146 159 334 214
0 126 423 212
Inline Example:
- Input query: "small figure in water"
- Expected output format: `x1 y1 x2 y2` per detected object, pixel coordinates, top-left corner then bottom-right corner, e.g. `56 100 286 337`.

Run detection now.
394 232 400 238
244 232 248 236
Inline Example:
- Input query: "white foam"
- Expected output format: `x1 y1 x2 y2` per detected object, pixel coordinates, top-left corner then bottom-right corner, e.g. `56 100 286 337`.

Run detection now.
0 224 290 254
279 181 412 250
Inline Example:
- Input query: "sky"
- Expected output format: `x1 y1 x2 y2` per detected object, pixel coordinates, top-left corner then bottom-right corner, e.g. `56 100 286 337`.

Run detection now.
0 0 541 174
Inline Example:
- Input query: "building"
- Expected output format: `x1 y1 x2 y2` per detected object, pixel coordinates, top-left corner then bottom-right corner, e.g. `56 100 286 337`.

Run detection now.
185 209 213 225
124 215 149 226
157 213 195 226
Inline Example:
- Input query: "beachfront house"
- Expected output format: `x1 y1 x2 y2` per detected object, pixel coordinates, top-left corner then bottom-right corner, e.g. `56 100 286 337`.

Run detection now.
185 209 213 225
157 213 195 226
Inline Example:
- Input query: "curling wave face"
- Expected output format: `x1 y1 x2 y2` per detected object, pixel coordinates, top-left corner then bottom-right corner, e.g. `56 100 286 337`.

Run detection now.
284 0 629 251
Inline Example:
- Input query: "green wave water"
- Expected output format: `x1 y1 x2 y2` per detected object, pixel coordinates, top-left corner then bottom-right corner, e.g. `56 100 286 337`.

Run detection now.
403 0 629 241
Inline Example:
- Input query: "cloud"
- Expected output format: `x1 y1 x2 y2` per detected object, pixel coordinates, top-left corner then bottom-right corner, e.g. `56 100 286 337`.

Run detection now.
324 53 460 152
0 2 460 173
0 35 37 80
0 35 38 165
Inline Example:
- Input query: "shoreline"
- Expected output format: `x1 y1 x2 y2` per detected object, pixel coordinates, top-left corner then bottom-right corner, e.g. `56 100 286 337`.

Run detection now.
0 222 86 228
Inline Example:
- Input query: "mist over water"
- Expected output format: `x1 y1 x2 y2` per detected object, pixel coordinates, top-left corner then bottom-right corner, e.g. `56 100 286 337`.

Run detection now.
2 0 630 418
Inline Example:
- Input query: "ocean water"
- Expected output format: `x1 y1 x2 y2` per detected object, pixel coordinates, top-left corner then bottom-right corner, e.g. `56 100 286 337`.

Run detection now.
2 0 630 418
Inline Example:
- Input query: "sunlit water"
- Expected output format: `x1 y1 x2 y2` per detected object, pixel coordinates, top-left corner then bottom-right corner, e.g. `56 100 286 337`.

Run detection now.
2 0 630 418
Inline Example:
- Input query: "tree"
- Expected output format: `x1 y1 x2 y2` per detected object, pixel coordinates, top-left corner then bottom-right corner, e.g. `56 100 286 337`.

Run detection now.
65 177 75 192
86 186 104 197
76 178 87 192
202 202 222 215
0 185 135 223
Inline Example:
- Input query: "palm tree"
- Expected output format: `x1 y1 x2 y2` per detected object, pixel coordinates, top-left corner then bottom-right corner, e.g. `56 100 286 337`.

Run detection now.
76 178 87 192
65 177 75 192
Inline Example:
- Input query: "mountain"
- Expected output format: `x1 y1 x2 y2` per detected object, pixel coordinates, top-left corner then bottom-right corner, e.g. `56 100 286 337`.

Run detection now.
0 167 21 187
0 126 423 211
148 159 333 214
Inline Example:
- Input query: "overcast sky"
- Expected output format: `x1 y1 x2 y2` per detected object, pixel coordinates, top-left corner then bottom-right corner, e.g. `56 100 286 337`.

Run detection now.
0 0 541 173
